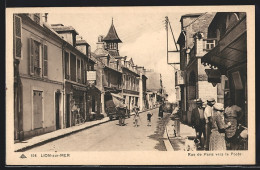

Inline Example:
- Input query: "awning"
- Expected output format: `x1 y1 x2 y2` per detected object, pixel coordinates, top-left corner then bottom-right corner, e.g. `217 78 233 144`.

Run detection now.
201 15 247 73
110 93 126 108
111 93 125 100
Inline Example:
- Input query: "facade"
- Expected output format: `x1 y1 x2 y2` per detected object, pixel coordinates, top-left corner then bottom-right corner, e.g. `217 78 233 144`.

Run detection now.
13 13 100 141
176 13 222 124
51 24 99 126
201 12 247 127
14 14 64 140
121 58 140 111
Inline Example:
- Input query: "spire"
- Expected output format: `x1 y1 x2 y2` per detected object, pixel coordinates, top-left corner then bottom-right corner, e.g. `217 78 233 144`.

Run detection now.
103 18 122 43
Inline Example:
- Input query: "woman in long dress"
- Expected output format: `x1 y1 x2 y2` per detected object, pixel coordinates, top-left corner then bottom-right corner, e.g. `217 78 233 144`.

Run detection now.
209 103 231 151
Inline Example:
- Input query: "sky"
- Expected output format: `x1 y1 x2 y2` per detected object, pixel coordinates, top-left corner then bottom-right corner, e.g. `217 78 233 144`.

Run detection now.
47 7 187 102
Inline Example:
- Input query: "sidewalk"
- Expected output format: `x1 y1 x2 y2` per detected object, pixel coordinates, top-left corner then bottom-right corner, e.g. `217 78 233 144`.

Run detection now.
14 108 155 152
165 119 196 151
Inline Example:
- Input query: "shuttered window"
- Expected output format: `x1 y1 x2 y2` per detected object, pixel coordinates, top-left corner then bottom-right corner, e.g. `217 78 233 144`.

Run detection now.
28 38 48 77
29 38 34 75
14 15 22 59
81 59 85 84
43 45 48 77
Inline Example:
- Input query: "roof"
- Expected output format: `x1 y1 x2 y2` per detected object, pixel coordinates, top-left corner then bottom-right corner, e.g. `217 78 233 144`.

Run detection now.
108 50 120 57
51 25 79 35
103 19 122 43
93 48 109 57
76 39 89 45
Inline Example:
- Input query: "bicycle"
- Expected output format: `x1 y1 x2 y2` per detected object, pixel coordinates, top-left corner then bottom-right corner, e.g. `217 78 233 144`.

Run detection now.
74 108 85 125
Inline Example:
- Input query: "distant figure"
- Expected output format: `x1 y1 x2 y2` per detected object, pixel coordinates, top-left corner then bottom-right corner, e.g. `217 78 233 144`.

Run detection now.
133 106 140 127
147 111 153 126
158 102 164 119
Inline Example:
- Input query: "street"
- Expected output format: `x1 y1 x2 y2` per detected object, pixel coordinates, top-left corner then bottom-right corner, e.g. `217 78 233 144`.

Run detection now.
26 108 171 152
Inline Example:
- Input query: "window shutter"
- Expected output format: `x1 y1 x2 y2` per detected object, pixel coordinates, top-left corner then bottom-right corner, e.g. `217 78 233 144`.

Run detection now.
43 45 48 76
14 15 22 59
29 38 34 75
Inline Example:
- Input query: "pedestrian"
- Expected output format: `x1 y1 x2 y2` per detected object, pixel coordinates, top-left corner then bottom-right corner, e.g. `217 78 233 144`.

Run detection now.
191 98 206 149
209 103 231 151
224 97 243 150
204 97 216 150
158 102 164 119
147 111 153 126
133 106 140 127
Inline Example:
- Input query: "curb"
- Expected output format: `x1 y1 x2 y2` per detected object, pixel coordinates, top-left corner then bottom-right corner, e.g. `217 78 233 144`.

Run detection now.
15 107 158 152
15 118 110 152
163 126 174 151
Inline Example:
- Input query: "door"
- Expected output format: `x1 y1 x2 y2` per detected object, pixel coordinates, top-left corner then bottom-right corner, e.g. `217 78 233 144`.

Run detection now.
33 91 43 129
66 94 70 127
92 96 96 112
55 92 60 130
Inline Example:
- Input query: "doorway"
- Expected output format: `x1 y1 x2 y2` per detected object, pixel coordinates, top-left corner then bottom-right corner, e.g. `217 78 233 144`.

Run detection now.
55 92 61 130
66 94 70 128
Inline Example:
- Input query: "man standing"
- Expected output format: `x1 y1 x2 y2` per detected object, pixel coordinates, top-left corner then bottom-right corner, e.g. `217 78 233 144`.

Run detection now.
204 97 216 150
191 98 206 149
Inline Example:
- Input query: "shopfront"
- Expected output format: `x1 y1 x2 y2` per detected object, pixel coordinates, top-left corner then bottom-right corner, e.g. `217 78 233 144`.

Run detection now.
65 82 87 127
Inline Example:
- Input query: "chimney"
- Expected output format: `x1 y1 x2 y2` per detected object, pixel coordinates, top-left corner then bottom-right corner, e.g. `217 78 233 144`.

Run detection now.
43 13 48 22
96 35 105 49
98 35 104 42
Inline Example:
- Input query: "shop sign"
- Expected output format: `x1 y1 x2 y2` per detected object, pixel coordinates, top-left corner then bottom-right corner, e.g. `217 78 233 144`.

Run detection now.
72 85 87 91
175 70 184 86
87 71 96 81
205 69 221 84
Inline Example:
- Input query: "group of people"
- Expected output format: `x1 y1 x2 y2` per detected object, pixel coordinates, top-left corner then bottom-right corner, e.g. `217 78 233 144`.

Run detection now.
191 97 245 151
132 106 153 127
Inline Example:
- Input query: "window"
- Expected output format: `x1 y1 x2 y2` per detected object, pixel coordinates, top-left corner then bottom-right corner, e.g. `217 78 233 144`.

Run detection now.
81 60 85 84
29 38 48 77
14 15 22 59
77 59 81 83
205 40 215 50
65 52 70 79
108 72 111 87
123 74 126 89
70 53 76 81
43 45 48 77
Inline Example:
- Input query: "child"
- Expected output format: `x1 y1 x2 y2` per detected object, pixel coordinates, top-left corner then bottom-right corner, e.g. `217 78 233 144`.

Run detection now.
147 111 153 126
133 107 140 127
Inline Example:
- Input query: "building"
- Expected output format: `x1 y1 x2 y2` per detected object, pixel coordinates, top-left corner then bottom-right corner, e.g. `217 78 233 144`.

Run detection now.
93 35 123 116
13 14 64 141
93 19 143 113
176 13 222 124
121 58 141 111
201 12 247 127
145 69 163 108
51 24 98 126
136 66 148 111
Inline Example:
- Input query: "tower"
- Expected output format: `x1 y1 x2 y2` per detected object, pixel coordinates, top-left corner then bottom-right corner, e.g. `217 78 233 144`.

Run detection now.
103 18 122 56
